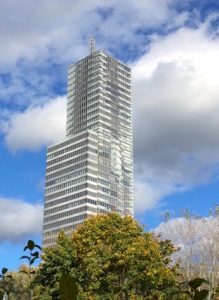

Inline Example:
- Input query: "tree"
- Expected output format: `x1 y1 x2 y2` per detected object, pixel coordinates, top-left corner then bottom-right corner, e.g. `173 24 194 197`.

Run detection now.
37 231 79 299
0 240 43 300
0 268 13 300
0 266 33 300
156 209 219 298
38 213 179 299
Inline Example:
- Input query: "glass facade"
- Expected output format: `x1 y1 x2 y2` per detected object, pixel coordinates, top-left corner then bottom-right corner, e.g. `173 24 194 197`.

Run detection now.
43 51 133 246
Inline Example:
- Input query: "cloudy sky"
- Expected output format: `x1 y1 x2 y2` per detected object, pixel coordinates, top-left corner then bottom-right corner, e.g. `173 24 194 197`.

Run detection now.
1 0 219 269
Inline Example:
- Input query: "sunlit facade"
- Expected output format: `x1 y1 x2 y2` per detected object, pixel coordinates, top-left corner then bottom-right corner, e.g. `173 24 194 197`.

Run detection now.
43 50 133 246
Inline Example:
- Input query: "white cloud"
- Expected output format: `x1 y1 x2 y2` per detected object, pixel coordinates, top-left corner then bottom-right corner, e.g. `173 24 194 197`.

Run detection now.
0 197 43 243
0 0 186 110
134 180 171 214
0 0 185 70
1 1 219 214
2 96 66 152
96 0 186 43
132 23 219 213
0 0 94 68
3 21 219 214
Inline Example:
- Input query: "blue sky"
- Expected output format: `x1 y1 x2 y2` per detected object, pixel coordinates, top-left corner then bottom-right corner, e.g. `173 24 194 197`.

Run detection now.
0 0 219 270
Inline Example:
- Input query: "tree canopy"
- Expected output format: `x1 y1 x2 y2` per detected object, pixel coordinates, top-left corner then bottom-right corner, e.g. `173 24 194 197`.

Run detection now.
38 213 179 299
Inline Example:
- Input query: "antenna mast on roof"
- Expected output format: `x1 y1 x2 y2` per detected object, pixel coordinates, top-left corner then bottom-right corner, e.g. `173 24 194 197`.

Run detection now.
89 36 96 54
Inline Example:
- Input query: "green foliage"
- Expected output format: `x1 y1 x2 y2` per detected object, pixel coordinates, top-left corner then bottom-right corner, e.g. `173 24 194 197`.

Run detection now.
171 277 210 299
188 278 208 290
194 290 209 300
187 278 209 300
21 240 41 266
1 214 215 299
1 268 8 275
38 231 78 299
0 290 3 300
38 213 179 299
59 273 78 300
19 240 42 299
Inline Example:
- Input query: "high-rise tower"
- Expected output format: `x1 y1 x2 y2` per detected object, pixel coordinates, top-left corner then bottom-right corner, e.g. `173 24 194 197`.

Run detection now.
43 44 133 246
